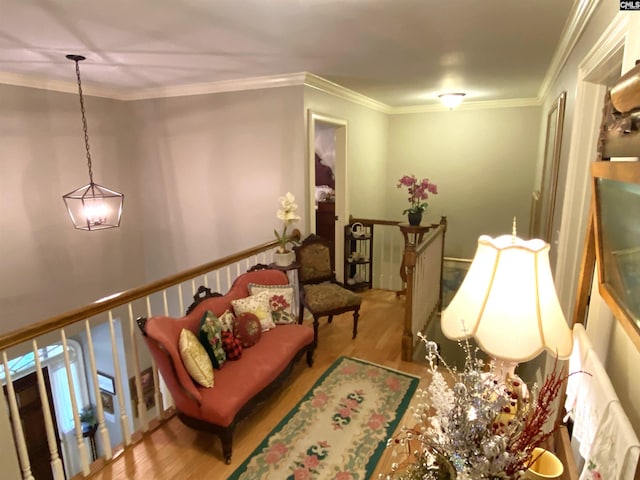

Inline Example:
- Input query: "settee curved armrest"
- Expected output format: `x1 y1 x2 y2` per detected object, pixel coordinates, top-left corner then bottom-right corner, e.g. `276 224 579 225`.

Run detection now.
139 315 203 406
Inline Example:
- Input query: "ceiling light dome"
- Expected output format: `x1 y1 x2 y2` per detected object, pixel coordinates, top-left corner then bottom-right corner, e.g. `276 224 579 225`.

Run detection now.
438 92 466 110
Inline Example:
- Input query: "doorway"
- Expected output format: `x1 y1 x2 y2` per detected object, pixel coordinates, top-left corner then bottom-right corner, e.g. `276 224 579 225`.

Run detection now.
307 111 348 282
4 368 64 480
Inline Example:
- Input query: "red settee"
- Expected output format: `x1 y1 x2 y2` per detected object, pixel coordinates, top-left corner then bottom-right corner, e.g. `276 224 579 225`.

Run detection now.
137 268 315 463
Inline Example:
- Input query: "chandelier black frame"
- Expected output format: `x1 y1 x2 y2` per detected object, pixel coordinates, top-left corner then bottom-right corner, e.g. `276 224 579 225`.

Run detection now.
62 54 124 231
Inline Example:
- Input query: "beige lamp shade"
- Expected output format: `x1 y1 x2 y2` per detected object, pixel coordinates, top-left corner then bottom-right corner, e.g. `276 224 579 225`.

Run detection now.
441 234 573 362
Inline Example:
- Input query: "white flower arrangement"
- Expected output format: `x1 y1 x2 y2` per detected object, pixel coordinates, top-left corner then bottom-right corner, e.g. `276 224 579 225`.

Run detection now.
274 192 301 253
381 333 569 480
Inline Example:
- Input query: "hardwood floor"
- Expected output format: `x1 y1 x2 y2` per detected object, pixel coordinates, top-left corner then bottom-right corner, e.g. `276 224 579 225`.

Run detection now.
87 289 430 480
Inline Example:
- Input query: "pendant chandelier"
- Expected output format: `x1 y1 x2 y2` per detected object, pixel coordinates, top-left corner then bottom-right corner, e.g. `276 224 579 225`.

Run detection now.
62 54 124 231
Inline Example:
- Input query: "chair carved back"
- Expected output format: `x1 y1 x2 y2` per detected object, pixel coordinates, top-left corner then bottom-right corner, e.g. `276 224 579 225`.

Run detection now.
295 234 335 284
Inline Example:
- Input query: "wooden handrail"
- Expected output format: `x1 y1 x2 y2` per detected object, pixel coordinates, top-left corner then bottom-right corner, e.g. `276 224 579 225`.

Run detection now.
350 217 401 227
0 231 300 351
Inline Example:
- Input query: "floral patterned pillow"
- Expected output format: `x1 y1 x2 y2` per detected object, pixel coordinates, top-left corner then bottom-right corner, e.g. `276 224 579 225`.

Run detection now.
218 309 236 332
248 283 296 325
234 312 262 347
231 291 276 331
221 331 242 360
198 311 227 369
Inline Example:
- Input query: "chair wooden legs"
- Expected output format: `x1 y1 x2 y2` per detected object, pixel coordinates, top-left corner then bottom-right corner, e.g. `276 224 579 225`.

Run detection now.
309 310 361 342
352 308 360 339
312 316 320 346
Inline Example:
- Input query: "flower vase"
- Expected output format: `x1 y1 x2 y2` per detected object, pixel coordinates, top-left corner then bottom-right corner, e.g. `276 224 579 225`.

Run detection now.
525 448 564 479
408 211 423 226
274 251 295 267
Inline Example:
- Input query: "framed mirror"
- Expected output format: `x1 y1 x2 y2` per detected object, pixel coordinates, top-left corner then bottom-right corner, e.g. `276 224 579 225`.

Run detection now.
531 91 566 241
592 160 640 348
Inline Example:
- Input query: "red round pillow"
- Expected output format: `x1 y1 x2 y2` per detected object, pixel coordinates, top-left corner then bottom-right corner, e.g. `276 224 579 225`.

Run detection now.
233 312 262 347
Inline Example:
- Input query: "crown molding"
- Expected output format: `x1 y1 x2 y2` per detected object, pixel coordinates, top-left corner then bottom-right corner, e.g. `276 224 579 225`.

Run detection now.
121 72 309 101
302 73 392 113
0 71 123 99
389 97 541 114
537 0 601 101
580 11 627 76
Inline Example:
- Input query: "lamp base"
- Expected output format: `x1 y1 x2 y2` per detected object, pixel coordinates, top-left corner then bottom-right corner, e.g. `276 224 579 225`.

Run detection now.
488 357 529 425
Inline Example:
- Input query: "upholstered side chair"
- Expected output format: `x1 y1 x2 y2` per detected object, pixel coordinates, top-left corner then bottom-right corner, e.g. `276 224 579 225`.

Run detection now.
294 234 362 342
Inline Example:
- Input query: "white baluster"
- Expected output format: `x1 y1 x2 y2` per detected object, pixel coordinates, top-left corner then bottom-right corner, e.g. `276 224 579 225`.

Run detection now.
84 319 112 460
31 341 65 479
127 304 148 431
226 268 232 291
2 352 35 480
60 330 90 476
162 290 169 316
215 271 221 293
107 311 131 445
203 274 209 288
191 279 196 295
178 285 184 316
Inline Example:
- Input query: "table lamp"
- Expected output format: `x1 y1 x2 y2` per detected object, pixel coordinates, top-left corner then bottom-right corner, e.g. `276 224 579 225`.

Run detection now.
441 228 573 384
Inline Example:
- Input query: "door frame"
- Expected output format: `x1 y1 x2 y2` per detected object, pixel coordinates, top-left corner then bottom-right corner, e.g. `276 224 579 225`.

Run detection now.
307 110 348 282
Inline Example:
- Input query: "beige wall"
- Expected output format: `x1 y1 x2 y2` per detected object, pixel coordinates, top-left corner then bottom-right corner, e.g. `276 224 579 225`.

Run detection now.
0 84 145 335
387 107 541 259
129 86 306 282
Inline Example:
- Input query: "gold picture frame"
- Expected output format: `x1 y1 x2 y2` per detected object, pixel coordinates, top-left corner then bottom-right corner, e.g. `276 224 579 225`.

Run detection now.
129 367 155 417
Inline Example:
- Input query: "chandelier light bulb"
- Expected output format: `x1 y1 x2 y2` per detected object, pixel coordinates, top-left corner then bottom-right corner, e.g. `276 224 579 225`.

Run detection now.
83 200 109 226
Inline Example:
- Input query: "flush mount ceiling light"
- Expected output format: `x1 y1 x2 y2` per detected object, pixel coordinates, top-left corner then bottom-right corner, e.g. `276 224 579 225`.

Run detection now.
62 55 124 231
438 92 466 110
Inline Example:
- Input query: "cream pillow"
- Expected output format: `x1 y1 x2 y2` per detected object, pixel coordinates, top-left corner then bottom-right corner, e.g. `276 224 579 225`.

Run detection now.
179 328 214 388
231 291 276 331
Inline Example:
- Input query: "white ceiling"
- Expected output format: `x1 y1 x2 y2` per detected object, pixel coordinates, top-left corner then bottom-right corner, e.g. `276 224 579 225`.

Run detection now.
0 0 578 107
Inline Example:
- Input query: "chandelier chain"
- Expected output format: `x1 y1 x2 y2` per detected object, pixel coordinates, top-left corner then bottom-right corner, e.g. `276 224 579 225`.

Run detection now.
73 59 94 185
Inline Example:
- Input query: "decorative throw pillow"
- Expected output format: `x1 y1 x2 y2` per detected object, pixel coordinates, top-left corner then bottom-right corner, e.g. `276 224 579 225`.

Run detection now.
178 329 214 388
218 309 236 332
221 331 242 360
248 283 296 325
198 311 227 369
233 312 262 347
231 291 276 331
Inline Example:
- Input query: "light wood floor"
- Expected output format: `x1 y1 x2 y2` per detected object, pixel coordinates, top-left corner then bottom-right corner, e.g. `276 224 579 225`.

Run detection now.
87 289 430 480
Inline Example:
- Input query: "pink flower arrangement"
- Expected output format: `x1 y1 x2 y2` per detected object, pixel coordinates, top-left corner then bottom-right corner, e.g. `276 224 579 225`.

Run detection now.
397 174 438 215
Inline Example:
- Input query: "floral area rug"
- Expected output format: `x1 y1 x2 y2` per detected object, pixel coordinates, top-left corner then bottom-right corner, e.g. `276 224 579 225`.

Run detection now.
228 356 419 480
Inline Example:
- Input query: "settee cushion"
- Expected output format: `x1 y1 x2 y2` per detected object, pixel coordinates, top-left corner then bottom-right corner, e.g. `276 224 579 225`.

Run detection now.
248 283 296 325
231 291 276 331
193 324 314 426
179 329 214 388
199 311 227 369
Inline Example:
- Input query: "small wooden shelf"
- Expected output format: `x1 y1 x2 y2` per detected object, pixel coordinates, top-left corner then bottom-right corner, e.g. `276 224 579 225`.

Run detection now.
344 223 373 290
